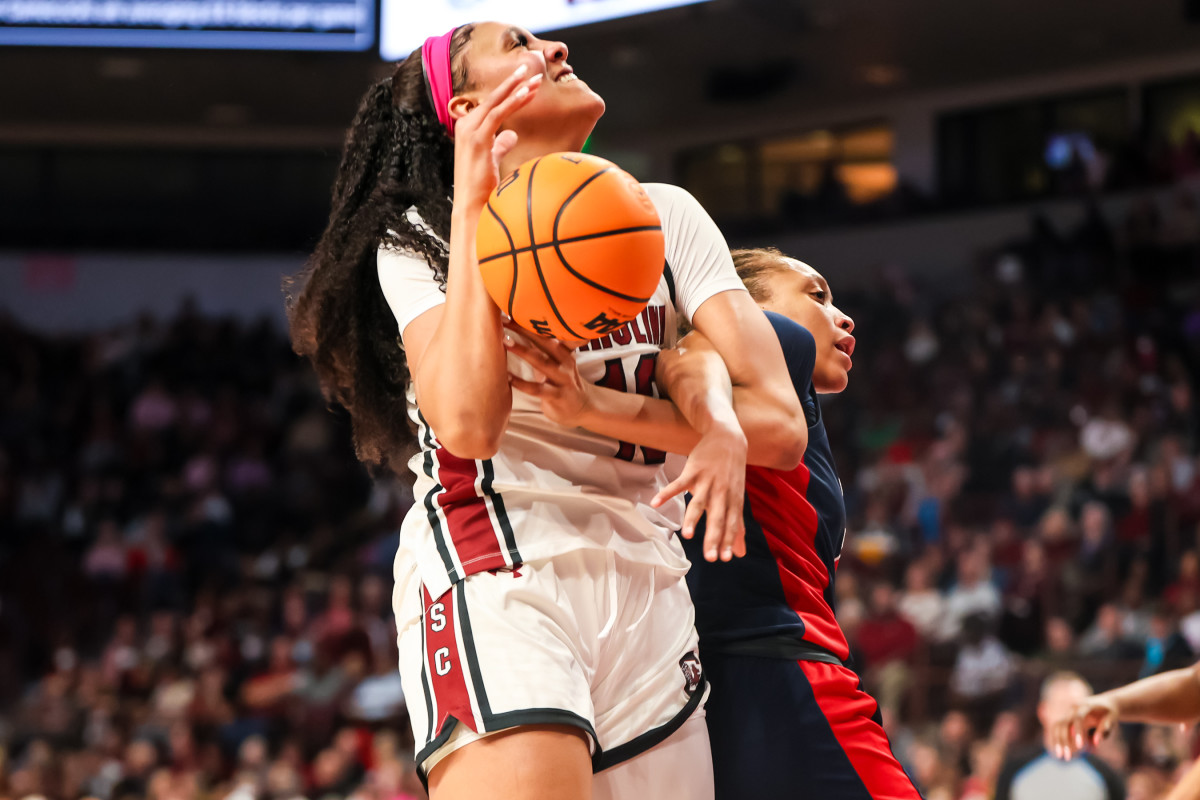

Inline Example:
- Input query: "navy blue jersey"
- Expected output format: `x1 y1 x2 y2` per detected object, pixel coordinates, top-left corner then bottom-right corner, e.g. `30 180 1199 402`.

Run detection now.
684 311 849 660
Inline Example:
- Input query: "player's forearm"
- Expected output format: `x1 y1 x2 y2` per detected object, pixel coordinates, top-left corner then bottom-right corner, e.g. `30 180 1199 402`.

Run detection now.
415 209 512 457
1100 665 1200 723
656 345 742 440
689 294 807 469
574 386 707 455
658 343 803 469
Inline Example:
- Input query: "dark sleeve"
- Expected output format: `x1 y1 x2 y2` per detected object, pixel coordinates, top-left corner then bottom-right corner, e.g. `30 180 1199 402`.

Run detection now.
762 310 815 403
1085 753 1126 800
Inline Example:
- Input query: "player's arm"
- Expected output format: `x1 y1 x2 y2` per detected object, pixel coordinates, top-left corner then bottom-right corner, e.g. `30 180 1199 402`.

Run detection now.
1050 663 1200 758
504 330 747 561
501 326 732 456
399 66 543 459
653 183 806 470
664 310 807 470
402 248 510 459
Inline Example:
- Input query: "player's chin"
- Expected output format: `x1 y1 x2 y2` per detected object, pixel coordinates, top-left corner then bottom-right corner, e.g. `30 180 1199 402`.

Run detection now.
815 367 850 395
574 88 606 120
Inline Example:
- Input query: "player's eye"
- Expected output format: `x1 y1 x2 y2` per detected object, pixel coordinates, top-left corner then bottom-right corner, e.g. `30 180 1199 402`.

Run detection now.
511 32 530 49
811 290 828 303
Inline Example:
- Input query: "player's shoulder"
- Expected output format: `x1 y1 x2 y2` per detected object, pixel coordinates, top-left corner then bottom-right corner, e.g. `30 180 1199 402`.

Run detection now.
640 183 702 216
378 208 444 272
762 310 817 355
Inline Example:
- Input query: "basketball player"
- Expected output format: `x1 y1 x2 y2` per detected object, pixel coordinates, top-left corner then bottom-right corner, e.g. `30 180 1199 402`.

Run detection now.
669 248 923 799
287 23 807 800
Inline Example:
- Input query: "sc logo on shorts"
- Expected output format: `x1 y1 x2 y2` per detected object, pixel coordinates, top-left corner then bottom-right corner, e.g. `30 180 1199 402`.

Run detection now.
429 602 448 632
428 602 453 676
434 647 452 676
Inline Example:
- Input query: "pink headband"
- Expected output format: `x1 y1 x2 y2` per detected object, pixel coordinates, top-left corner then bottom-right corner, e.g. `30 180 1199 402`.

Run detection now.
421 28 458 137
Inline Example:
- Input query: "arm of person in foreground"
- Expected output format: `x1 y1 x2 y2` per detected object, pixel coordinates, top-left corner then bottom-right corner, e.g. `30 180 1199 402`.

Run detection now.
1049 662 1200 758
504 328 746 562
399 66 544 459
657 320 807 470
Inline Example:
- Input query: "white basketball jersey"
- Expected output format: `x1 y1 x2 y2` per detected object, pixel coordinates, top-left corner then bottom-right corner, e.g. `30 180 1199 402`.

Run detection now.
379 183 745 600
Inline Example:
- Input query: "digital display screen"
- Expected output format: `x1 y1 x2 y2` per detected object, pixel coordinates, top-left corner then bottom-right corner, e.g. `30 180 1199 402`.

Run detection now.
380 0 709 61
0 0 375 51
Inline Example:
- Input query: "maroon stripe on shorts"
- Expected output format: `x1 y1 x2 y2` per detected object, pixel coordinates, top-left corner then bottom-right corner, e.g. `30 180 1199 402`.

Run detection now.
422 586 479 735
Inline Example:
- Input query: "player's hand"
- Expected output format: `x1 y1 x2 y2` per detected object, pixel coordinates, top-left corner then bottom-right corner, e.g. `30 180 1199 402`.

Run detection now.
503 322 592 427
652 423 747 562
452 65 543 214
1049 695 1119 759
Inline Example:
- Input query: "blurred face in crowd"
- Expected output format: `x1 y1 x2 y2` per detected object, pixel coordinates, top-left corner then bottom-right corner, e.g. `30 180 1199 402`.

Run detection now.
870 582 897 616
904 561 931 593
755 259 856 393
1038 677 1090 745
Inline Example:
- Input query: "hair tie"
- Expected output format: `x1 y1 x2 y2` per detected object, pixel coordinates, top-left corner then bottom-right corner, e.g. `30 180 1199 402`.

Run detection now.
421 28 458 137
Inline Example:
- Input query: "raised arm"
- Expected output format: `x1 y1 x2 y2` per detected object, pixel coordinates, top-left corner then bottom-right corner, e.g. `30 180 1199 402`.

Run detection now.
400 66 544 459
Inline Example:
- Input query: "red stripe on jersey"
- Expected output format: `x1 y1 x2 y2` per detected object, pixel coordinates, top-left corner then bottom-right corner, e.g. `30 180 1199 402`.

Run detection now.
798 661 922 798
746 462 850 661
422 586 479 735
434 449 509 576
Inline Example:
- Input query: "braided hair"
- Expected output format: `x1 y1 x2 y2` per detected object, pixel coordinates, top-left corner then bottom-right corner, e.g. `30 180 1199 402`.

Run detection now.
285 25 475 473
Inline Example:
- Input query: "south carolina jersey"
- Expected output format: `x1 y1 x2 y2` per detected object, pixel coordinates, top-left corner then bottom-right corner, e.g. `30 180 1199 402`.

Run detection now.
379 182 746 601
685 311 850 662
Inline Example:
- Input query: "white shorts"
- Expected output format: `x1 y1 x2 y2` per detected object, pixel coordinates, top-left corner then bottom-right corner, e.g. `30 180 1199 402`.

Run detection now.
393 547 708 782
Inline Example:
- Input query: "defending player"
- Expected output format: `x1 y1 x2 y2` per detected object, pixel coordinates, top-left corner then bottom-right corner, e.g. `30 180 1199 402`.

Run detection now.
665 248 923 799
287 23 807 800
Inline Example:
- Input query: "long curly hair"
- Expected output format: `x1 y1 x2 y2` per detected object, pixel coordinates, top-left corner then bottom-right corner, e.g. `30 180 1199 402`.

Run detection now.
285 25 475 474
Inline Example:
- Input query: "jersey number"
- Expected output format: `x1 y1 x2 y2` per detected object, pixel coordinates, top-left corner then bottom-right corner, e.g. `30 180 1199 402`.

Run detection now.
595 355 666 464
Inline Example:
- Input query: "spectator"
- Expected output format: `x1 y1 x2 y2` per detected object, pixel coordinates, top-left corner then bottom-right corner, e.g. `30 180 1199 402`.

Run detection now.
856 581 920 715
944 548 1002 641
1138 608 1191 679
995 672 1124 800
898 558 947 643
1079 604 1141 661
950 613 1017 729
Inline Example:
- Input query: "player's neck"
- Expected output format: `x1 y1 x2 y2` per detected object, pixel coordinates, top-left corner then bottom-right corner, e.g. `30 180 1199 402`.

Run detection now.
499 137 587 181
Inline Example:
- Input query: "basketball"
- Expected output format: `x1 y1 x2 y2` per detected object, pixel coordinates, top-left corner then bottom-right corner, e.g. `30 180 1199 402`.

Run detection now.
476 152 665 341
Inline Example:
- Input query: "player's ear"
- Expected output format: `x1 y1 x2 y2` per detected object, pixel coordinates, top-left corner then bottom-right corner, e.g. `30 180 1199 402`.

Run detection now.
448 95 476 123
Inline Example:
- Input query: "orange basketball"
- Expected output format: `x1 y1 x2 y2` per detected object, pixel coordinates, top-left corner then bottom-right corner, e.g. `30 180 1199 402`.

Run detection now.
476 152 665 341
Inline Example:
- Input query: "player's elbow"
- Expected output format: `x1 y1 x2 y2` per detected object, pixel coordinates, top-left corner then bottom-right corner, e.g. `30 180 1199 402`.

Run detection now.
437 425 503 461
432 409 507 461
757 419 807 470
758 387 808 469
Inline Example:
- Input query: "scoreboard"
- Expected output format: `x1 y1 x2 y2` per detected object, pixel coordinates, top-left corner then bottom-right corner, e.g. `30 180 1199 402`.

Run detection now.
0 0 375 51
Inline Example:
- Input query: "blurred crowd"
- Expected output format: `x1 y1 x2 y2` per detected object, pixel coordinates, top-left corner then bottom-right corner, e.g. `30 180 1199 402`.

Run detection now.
1 180 1199 800
765 123 1200 233
825 183 1200 798
0 305 419 799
